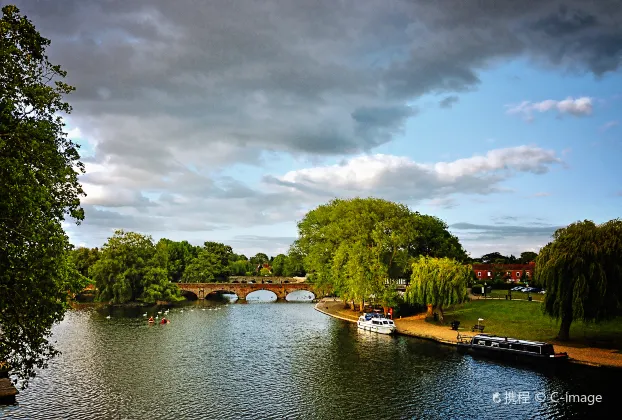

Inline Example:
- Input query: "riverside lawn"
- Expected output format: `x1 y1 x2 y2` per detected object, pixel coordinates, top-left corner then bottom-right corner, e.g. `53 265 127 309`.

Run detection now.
429 300 622 350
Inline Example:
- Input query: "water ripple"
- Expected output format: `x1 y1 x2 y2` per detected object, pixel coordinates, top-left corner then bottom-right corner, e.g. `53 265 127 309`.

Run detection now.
0 302 617 419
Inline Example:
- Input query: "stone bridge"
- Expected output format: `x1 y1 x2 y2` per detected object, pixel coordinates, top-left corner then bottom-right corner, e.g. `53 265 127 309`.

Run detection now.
177 282 321 301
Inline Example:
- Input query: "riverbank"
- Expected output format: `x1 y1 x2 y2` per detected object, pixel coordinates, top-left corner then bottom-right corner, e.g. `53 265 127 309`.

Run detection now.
315 298 622 369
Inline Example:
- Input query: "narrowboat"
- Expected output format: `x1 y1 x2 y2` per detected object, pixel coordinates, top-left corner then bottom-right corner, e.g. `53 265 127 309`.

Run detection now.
457 333 568 364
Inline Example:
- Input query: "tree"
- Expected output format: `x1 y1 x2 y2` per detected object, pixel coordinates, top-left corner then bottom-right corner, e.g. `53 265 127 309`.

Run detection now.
70 247 100 279
259 267 271 276
250 253 269 267
284 245 306 277
158 239 198 282
536 219 622 340
294 197 467 309
271 254 287 276
89 230 182 304
203 241 234 271
519 251 538 264
228 259 252 276
405 256 471 322
182 249 223 282
0 5 85 387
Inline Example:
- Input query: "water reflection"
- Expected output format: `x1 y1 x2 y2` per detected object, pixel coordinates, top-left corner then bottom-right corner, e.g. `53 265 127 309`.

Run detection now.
2 303 617 419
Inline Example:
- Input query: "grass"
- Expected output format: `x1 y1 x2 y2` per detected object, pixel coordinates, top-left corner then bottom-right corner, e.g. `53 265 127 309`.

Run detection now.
437 300 622 350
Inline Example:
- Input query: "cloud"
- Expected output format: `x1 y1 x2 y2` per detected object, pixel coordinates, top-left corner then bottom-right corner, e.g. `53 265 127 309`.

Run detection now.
264 145 562 202
450 222 563 257
10 0 622 170
506 97 593 120
599 120 619 132
439 96 460 108
532 192 552 197
65 145 562 249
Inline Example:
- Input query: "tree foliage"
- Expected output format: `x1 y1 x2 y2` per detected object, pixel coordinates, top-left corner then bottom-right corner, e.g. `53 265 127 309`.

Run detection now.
89 230 182 304
294 197 467 307
536 219 622 340
0 5 85 387
405 256 471 321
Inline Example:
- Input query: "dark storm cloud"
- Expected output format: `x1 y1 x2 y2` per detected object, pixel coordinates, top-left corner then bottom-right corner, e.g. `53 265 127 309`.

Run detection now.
12 0 622 246
12 0 622 164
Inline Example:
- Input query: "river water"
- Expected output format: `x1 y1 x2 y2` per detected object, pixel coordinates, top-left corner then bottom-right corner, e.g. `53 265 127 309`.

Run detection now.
1 294 618 419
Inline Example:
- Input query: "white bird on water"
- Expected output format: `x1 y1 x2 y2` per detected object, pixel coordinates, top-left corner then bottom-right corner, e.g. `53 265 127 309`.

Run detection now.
142 313 147 317
106 315 111 319
158 311 162 314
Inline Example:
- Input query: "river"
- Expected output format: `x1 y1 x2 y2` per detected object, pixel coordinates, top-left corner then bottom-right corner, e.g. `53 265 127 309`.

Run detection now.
1 294 617 419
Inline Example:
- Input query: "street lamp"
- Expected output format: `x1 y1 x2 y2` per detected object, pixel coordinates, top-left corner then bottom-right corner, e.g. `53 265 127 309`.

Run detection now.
484 282 487 298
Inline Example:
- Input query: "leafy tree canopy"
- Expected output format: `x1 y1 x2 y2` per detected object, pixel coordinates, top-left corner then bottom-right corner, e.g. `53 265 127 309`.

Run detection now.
405 256 471 322
89 230 182 304
536 219 622 340
294 197 467 306
1 5 85 387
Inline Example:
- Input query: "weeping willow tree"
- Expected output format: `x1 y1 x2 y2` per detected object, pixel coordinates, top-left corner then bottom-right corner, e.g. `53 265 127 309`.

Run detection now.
405 256 471 322
536 219 622 341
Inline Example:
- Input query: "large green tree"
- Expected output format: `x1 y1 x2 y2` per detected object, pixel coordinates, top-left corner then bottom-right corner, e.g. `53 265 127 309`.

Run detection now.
69 247 100 280
536 219 622 340
405 256 471 322
271 254 288 276
0 5 85 387
89 230 182 304
157 239 198 282
294 197 467 308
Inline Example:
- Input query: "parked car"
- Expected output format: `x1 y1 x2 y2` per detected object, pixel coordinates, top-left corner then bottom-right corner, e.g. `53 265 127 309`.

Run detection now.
511 286 523 291
538 290 546 294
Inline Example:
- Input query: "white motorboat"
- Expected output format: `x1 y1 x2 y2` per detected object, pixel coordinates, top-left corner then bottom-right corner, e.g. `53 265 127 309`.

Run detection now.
357 313 396 335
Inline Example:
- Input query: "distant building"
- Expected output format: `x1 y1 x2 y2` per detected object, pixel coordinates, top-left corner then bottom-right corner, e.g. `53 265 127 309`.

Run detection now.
471 262 535 283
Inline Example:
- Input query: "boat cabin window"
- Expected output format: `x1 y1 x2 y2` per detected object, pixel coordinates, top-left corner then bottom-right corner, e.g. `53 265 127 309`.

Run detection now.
372 320 381 325
477 340 487 346
382 321 388 324
491 342 499 348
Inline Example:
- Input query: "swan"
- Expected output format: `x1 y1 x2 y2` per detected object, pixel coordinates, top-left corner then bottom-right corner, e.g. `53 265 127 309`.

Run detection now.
105 315 111 319
142 313 147 317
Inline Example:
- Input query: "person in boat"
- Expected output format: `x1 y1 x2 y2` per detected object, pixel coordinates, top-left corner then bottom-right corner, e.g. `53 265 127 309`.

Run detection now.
148 316 154 323
160 317 168 324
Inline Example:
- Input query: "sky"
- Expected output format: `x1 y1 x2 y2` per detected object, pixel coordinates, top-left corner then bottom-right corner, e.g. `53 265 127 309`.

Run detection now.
14 0 622 258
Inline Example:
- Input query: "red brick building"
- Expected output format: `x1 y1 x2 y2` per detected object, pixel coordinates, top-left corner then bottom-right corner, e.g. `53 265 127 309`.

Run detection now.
471 262 535 283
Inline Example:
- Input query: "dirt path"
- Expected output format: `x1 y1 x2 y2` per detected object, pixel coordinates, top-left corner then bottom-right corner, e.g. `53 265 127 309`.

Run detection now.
315 298 622 369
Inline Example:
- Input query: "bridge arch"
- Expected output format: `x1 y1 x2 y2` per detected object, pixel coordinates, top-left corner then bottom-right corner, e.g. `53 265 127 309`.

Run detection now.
205 289 239 302
181 289 199 300
246 289 278 302
285 289 315 301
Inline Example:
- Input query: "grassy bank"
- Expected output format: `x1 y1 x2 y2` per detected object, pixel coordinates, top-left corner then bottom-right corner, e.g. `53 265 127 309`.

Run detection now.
437 300 622 349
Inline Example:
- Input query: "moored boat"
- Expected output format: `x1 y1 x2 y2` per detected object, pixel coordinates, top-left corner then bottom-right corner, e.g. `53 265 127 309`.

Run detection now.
357 313 396 335
457 333 568 364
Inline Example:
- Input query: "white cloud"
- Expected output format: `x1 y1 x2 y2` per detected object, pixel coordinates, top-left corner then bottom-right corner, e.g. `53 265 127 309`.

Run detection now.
599 120 619 132
532 192 551 197
66 145 563 252
506 96 593 120
268 146 562 201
